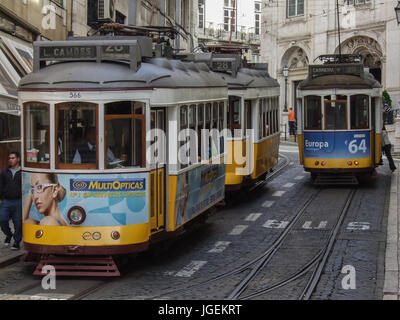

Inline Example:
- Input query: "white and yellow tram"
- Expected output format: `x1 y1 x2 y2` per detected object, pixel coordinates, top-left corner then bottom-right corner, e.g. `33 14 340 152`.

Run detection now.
19 36 228 275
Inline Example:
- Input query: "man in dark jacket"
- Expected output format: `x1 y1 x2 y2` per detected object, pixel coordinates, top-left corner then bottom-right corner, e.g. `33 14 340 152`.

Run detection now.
0 151 22 250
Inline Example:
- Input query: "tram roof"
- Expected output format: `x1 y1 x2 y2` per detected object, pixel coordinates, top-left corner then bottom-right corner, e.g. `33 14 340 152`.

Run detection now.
298 63 381 90
18 57 227 91
180 52 279 90
221 68 279 90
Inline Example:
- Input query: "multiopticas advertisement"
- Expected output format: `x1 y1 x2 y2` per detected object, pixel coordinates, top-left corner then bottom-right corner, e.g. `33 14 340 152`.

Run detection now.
22 172 149 227
304 131 370 159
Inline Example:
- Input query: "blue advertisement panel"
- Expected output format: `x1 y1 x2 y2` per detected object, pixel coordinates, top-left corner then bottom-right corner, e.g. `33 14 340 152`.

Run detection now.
174 164 225 228
304 131 370 159
22 172 149 227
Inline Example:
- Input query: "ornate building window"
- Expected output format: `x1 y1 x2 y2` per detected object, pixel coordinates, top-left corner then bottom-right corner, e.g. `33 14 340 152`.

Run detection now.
287 0 304 17
255 1 261 35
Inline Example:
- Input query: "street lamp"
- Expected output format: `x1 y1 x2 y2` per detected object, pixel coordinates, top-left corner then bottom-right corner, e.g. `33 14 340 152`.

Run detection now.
395 1 400 25
283 65 289 112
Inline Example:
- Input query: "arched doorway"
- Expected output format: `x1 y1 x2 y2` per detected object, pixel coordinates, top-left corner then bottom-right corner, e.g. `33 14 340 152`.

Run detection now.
337 36 383 83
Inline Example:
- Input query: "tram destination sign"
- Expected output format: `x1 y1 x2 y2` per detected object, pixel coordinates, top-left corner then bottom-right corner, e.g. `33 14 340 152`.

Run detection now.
39 46 97 59
39 45 131 60
310 64 363 79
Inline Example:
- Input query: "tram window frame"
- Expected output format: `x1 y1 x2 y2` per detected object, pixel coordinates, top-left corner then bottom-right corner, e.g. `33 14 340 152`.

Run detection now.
104 101 146 169
55 102 98 170
304 96 322 130
244 100 252 131
23 102 50 169
324 98 347 130
350 95 369 130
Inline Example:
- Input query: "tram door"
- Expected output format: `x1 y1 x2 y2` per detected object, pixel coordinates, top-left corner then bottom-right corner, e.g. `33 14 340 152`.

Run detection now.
150 109 166 232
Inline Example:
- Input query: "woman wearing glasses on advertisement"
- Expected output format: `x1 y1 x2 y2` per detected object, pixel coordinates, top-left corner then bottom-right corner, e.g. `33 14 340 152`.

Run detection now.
23 173 68 226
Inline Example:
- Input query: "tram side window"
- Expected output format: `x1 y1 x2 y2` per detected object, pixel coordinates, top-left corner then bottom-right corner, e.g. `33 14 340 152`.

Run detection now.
197 104 204 159
179 105 188 169
304 96 321 130
228 97 241 137
105 101 145 168
56 102 97 168
350 95 369 129
219 102 225 154
24 102 49 167
276 98 279 132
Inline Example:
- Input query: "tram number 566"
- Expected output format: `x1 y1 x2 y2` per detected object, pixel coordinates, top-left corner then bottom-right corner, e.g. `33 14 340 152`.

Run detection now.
348 139 367 154
69 92 81 99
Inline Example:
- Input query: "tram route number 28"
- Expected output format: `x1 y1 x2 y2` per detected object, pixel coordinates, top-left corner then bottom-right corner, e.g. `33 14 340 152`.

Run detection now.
347 139 367 154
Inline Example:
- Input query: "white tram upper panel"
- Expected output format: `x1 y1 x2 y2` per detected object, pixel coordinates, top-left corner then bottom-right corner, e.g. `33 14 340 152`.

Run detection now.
18 38 227 104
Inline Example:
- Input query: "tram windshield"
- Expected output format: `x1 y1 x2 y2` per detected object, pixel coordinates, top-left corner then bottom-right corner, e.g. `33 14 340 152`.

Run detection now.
56 102 97 168
105 101 145 168
350 95 369 129
24 102 50 168
325 96 347 130
304 96 322 130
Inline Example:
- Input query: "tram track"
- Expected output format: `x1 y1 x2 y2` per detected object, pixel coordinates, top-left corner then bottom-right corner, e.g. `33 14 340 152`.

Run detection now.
150 186 357 300
237 188 357 300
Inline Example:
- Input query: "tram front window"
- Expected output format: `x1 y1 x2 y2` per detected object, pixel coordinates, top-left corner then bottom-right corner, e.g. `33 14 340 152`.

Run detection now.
24 102 49 167
325 99 347 130
105 101 145 168
56 102 97 168
350 95 369 129
304 96 321 130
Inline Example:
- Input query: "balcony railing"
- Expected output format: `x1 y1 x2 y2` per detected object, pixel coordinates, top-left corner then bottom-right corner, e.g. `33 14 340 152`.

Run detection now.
200 22 260 44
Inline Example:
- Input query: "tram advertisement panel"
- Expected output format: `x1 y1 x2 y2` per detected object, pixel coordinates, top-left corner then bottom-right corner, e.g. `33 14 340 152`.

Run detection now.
22 172 149 227
304 131 370 159
174 164 225 228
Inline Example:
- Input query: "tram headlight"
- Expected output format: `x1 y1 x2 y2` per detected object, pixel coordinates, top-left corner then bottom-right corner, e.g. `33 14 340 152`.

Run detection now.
354 161 359 166
35 230 43 239
111 231 120 240
67 206 86 225
321 161 326 166
347 161 353 166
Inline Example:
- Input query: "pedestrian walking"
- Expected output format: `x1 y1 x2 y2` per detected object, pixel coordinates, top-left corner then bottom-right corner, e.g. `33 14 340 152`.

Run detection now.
0 151 22 250
288 107 296 137
382 126 397 173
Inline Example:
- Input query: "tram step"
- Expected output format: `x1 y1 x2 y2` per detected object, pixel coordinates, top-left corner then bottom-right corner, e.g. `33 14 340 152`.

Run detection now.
33 255 120 277
313 174 359 186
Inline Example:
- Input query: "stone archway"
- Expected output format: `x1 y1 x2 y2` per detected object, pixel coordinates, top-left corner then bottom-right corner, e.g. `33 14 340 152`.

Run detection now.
336 36 383 83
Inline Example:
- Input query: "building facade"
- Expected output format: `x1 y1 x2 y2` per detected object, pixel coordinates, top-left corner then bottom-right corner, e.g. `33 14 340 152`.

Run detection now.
73 0 197 53
195 0 262 62
261 0 400 131
0 0 70 167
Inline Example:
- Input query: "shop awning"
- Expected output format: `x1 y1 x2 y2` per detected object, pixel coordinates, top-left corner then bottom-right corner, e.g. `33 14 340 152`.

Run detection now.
0 31 33 103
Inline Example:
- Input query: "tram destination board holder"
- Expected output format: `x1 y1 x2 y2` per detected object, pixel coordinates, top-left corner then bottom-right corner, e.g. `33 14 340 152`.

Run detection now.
33 38 153 72
309 63 364 79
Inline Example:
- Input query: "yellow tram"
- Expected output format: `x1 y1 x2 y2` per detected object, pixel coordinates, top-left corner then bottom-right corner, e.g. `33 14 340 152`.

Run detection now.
203 47 280 190
18 31 228 275
296 54 383 184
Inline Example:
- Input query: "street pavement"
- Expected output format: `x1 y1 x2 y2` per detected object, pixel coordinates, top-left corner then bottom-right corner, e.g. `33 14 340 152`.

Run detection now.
383 157 400 299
